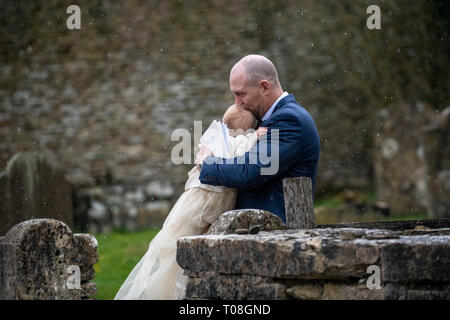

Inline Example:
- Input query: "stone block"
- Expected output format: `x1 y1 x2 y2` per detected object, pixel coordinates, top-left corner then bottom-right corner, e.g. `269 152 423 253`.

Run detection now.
178 227 450 282
178 225 450 300
205 209 287 235
185 271 288 300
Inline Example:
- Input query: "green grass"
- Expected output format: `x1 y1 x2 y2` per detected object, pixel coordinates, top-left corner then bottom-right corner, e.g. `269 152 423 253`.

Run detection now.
386 212 429 221
313 190 430 224
314 196 344 208
92 227 161 300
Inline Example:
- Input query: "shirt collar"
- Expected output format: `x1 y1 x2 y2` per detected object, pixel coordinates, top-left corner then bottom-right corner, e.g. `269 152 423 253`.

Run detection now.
261 91 288 122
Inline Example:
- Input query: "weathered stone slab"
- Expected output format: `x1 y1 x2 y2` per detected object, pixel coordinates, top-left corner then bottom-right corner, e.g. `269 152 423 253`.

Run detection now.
205 209 287 235
379 239 450 283
185 271 289 300
177 227 450 282
0 152 73 235
0 219 97 300
285 282 450 300
317 218 450 231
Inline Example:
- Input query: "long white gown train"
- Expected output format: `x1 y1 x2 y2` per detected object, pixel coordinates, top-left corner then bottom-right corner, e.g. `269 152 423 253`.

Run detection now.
114 132 258 300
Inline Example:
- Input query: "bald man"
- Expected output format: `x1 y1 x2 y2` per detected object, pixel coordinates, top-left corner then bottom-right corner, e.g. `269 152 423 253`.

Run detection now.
197 55 320 223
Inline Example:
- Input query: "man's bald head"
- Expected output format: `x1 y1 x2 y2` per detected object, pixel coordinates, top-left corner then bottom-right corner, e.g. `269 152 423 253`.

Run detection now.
231 55 281 88
229 54 284 119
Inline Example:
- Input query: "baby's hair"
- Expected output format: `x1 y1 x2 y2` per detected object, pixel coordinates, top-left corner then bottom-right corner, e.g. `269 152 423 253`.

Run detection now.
222 104 257 136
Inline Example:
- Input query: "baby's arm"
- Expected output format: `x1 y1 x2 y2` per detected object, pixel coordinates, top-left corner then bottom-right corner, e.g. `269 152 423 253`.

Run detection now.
228 128 268 157
256 127 268 137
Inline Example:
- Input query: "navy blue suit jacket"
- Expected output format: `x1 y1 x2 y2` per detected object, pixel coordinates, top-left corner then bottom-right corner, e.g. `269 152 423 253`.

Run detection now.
199 94 320 223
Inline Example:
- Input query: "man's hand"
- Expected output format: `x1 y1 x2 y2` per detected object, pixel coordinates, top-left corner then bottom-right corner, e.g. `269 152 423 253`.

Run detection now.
195 144 214 170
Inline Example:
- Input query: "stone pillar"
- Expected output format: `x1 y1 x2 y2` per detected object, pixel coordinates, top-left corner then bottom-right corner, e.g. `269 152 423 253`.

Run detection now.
0 152 73 235
0 219 97 300
283 177 315 229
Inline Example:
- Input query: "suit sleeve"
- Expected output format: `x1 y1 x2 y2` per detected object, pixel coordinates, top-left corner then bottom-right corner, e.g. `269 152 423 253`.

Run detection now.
199 115 303 189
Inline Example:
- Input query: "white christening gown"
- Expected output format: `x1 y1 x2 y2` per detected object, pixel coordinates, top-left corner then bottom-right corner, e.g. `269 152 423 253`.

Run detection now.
114 132 258 300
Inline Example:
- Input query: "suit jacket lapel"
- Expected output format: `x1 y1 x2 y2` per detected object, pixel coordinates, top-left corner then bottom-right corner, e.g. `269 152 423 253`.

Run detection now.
271 94 296 116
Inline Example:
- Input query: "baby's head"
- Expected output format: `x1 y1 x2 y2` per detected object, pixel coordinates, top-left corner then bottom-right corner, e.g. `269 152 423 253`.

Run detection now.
222 104 257 137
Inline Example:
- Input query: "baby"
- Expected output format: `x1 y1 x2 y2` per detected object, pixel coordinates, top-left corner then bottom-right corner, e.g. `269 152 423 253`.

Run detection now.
114 104 267 300
196 104 267 164
222 103 258 137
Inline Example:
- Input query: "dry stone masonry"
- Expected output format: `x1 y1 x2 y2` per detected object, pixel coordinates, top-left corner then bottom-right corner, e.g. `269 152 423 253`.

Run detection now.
0 219 98 300
177 210 450 300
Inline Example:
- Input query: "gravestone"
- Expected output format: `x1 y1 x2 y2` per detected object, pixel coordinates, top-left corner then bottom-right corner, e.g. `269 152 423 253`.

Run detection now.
422 107 450 218
0 219 97 300
0 152 73 235
374 102 435 215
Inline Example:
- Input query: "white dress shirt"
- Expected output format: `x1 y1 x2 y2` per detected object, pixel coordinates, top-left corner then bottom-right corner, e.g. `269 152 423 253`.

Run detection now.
261 91 289 122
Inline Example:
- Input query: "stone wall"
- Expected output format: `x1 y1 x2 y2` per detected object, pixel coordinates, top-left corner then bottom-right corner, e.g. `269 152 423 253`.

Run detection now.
72 179 174 233
177 210 450 300
0 219 98 300
2 1 448 214
1 1 448 226
0 151 173 234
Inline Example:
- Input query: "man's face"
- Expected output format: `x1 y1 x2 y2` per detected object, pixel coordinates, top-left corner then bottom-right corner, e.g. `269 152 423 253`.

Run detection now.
229 66 265 119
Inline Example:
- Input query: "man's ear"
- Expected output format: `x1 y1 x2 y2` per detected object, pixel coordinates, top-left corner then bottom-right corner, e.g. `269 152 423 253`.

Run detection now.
259 80 271 94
